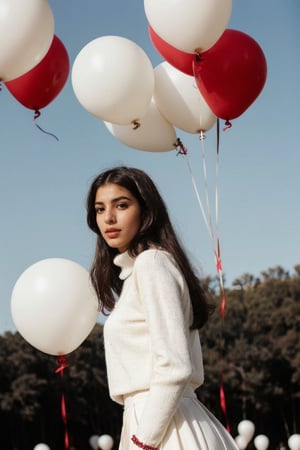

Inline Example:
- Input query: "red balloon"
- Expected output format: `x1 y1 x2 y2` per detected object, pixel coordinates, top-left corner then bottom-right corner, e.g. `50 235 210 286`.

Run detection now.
5 35 70 111
193 29 267 120
149 25 196 76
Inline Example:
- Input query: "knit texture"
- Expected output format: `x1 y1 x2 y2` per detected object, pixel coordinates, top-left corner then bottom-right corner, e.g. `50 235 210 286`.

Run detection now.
103 249 204 448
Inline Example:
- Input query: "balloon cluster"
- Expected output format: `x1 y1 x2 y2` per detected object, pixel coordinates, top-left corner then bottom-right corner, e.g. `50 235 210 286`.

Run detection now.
235 420 300 450
288 435 300 450
33 444 50 450
1 0 69 116
89 434 114 450
71 0 267 152
235 420 270 450
235 420 256 449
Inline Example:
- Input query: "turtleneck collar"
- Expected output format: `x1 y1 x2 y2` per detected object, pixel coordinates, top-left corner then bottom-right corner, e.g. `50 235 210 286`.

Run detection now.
113 251 135 280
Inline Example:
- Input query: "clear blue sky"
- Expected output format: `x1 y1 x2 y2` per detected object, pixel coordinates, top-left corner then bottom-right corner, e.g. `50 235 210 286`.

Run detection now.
0 0 299 334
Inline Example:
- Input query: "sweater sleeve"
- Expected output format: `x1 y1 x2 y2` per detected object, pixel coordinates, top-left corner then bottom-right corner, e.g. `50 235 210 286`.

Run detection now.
131 250 194 448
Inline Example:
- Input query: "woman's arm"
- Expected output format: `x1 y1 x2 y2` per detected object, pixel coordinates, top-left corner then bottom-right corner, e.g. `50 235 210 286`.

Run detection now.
132 249 193 448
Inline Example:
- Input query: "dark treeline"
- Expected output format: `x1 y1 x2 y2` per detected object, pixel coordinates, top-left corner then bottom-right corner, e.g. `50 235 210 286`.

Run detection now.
0 265 299 450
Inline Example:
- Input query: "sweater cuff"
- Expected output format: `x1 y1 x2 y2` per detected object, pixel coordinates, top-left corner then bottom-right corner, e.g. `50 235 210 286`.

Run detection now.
131 435 158 450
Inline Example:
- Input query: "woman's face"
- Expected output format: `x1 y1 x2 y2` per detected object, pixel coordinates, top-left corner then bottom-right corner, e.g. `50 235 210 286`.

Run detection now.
94 182 142 253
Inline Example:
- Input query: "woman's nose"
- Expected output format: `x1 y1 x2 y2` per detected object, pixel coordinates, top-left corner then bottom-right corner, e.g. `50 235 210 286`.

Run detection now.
104 209 116 224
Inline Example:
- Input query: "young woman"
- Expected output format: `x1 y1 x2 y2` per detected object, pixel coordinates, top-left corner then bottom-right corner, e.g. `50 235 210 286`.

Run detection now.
86 166 238 450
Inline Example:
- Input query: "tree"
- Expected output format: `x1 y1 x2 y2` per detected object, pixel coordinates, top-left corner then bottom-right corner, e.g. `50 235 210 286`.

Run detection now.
199 265 300 447
0 325 122 449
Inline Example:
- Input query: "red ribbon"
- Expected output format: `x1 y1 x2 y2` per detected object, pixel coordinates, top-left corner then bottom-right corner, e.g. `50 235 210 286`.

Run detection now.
220 371 231 432
176 126 232 431
214 239 231 431
55 355 70 449
220 291 226 320
215 240 226 319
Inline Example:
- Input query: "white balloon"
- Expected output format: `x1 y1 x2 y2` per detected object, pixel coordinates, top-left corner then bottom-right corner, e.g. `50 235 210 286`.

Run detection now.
89 435 99 450
288 434 300 450
254 434 269 450
11 258 99 356
33 444 50 450
98 434 114 450
104 98 177 152
238 420 255 444
154 62 216 134
235 435 248 450
144 0 232 53
72 36 154 124
0 0 54 81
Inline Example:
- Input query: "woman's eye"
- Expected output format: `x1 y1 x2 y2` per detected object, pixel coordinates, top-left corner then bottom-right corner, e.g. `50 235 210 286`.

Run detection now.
117 203 128 210
96 207 104 214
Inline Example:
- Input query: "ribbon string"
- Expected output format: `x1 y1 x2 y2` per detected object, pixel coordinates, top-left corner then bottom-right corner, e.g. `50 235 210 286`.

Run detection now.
55 355 70 449
33 110 59 141
176 122 230 430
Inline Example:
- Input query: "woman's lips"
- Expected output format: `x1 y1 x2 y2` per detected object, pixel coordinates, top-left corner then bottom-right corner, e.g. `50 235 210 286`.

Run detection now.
105 229 121 238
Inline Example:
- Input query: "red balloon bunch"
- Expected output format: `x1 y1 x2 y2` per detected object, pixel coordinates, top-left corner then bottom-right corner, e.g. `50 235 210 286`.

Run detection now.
5 35 70 114
149 27 267 122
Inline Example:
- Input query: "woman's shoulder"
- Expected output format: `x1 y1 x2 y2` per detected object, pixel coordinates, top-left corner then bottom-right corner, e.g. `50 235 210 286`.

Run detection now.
133 248 188 292
134 248 178 272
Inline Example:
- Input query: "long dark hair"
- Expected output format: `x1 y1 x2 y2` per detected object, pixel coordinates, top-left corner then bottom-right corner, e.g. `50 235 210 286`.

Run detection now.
86 166 214 329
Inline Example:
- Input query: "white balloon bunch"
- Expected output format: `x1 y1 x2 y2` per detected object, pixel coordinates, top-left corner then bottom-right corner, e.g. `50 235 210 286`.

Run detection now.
288 434 300 450
254 434 269 450
71 0 233 152
98 434 114 450
33 444 50 450
89 434 114 450
235 420 255 449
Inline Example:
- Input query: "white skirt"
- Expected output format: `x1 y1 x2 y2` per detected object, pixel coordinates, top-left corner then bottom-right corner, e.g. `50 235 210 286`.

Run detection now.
119 389 238 450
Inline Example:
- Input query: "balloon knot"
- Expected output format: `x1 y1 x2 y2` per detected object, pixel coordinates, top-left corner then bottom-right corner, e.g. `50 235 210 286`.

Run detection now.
132 120 140 130
223 120 232 131
175 137 188 155
34 110 41 120
55 355 69 373
198 130 206 140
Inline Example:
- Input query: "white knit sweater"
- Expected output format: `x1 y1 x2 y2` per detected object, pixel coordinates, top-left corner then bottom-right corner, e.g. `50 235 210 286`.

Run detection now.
103 249 204 447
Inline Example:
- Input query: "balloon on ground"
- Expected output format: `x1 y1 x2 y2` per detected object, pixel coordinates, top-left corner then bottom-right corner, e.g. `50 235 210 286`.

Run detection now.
288 434 300 450
33 444 50 450
11 258 99 356
254 434 270 450
98 434 114 450
235 435 248 450
89 435 99 450
237 419 255 444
